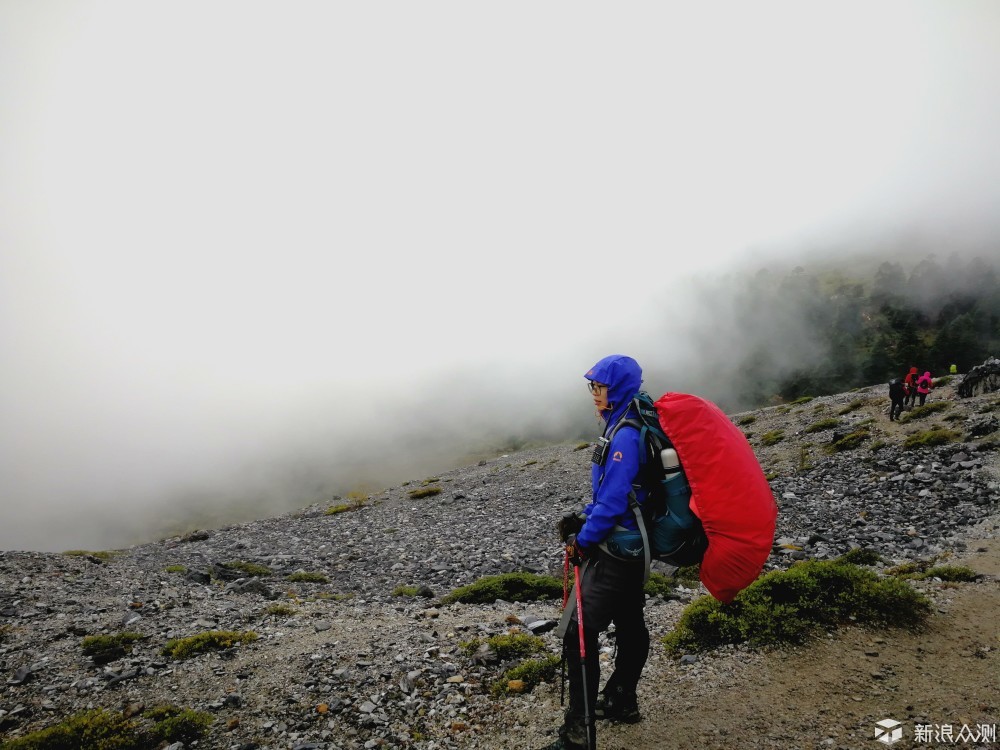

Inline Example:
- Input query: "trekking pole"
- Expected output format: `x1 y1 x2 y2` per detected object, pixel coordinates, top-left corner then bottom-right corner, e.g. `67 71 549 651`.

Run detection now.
560 548 570 706
573 562 595 750
563 549 570 609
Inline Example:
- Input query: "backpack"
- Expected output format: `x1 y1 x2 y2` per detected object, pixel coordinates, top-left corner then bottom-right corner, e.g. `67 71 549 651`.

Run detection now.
608 391 778 603
889 379 905 399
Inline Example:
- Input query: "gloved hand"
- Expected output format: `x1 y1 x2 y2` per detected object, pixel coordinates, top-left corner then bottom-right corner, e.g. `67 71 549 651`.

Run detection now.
565 534 590 566
557 512 585 542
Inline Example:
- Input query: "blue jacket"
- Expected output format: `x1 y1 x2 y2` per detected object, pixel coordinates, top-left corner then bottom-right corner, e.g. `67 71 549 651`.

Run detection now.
577 355 649 549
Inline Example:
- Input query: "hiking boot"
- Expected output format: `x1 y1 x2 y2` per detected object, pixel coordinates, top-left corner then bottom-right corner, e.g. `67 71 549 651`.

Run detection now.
595 685 641 723
534 713 589 750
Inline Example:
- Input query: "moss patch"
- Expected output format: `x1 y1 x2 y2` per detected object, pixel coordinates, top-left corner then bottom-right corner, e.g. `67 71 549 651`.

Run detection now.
461 633 547 661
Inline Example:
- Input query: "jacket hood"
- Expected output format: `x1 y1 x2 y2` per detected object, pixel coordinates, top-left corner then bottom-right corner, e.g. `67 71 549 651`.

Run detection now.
922 371 931 378
909 367 919 374
585 354 643 426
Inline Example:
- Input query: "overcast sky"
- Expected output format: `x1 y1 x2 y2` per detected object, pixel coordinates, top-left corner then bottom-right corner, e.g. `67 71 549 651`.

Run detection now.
2 1 999 551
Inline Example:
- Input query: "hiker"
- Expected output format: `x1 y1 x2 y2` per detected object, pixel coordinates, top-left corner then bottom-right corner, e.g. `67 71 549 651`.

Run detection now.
916 371 933 406
904 367 920 407
888 378 906 421
546 355 651 750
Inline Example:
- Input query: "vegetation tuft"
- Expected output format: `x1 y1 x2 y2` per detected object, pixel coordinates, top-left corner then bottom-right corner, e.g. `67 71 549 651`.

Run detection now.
903 428 962 450
662 560 930 653
441 573 563 605
0 705 214 750
837 399 867 415
804 418 841 434
461 632 547 661
900 402 951 422
736 415 757 426
760 430 785 446
0 709 143 750
62 550 120 562
286 571 328 583
836 548 882 566
81 632 144 664
891 564 979 582
223 561 272 577
264 603 296 617
827 429 870 452
392 585 420 597
408 486 442 499
161 630 258 660
491 654 562 696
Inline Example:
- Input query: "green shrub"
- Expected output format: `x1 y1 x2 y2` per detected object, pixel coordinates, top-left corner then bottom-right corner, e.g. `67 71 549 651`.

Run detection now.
736 415 757 426
903 428 961 450
934 375 953 387
644 572 681 598
408 486 442 499
900 402 951 422
837 548 882 566
286 571 328 583
161 630 258 660
441 573 563 604
461 633 547 661
224 561 272 577
790 396 814 405
392 585 420 597
760 430 784 446
325 503 353 515
81 632 144 664
491 654 561 696
148 709 213 744
662 560 930 653
164 565 186 574
0 709 143 750
264 603 296 617
804 418 841 434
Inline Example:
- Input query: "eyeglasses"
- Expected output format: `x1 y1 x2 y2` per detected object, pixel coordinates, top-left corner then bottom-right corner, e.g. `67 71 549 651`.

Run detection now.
587 381 608 395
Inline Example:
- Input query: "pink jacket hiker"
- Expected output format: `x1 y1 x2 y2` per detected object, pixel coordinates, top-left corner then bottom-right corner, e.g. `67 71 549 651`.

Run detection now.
917 372 933 394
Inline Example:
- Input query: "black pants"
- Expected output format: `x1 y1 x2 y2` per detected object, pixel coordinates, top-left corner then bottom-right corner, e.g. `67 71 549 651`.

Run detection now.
564 552 649 724
918 393 927 406
889 397 904 421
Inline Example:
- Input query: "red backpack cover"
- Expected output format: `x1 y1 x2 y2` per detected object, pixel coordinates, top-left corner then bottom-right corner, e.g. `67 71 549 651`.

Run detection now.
654 392 777 603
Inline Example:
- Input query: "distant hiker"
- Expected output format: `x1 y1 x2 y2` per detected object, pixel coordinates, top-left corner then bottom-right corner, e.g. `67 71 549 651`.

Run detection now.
547 355 652 750
888 378 906 421
916 371 933 406
950 363 958 374
904 367 920 407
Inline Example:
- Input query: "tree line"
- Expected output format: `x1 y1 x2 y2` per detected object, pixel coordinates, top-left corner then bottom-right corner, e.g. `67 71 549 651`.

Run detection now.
724 254 1000 407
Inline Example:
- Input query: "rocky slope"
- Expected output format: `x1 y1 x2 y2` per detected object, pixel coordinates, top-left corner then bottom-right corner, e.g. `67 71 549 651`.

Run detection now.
1 378 998 750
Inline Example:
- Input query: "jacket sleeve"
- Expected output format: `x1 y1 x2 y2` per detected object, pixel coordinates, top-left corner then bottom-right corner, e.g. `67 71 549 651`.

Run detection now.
577 428 641 548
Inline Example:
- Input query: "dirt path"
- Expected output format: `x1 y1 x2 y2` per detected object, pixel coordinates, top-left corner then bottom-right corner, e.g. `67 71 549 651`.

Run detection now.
593 538 1000 750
